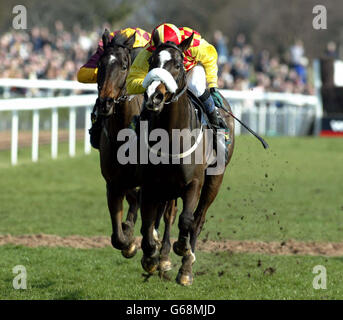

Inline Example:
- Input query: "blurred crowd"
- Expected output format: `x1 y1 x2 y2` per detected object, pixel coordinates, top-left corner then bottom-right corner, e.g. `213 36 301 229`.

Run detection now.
0 22 339 95
0 21 100 82
214 30 321 95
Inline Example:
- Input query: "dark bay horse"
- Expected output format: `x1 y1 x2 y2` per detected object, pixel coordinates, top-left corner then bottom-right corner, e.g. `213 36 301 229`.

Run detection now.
97 30 143 258
139 30 235 285
97 30 177 270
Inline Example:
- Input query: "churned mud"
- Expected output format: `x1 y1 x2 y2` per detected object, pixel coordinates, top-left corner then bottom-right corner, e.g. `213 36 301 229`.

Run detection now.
1 234 343 256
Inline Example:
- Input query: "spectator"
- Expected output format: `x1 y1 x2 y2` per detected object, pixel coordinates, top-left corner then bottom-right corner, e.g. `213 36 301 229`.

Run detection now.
0 24 93 85
0 26 315 96
213 30 229 64
325 41 338 59
290 40 305 66
213 31 314 94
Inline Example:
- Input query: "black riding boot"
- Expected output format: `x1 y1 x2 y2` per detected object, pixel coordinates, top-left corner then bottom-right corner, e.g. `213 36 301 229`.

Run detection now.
89 98 103 150
199 90 220 130
207 110 220 129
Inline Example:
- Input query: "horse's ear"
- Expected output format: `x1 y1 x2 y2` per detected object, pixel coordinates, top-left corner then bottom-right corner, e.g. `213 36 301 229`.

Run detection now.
111 32 122 46
102 29 111 50
152 29 161 48
123 32 136 50
178 32 194 52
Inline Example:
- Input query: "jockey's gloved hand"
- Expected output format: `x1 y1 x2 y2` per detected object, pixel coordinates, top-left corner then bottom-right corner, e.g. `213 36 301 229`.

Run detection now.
210 87 224 109
91 98 102 123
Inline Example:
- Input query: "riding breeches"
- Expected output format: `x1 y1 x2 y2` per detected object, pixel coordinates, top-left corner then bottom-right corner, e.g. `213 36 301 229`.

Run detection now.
186 65 207 98
186 65 215 114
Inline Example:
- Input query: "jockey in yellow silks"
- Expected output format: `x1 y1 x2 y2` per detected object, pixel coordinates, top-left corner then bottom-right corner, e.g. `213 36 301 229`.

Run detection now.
77 27 151 83
77 27 151 149
126 23 224 128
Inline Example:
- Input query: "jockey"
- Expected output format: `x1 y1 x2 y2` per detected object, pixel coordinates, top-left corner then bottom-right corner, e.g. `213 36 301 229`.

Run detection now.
126 23 225 129
77 27 151 149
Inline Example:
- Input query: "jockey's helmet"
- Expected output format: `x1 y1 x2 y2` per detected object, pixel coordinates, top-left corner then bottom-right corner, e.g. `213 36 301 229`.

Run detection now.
150 23 181 46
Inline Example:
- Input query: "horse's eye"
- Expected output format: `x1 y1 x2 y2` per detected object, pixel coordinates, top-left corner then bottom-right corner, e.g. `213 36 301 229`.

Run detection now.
122 65 127 70
175 64 181 70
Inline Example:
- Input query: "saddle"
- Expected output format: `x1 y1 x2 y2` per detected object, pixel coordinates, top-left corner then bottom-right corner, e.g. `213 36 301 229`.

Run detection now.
186 89 228 131
183 90 230 164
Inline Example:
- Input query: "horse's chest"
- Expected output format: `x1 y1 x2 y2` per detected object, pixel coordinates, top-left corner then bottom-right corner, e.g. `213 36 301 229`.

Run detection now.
145 165 195 192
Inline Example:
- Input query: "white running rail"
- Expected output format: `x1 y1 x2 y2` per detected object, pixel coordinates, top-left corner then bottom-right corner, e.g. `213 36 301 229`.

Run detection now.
0 94 97 165
221 90 320 136
0 78 321 166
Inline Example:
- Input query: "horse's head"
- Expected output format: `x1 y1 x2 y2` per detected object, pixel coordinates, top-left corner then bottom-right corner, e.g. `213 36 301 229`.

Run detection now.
97 29 136 116
143 30 194 114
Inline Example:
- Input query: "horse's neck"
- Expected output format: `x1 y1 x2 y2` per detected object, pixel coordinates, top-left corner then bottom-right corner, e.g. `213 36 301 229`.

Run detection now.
158 93 193 133
107 100 132 134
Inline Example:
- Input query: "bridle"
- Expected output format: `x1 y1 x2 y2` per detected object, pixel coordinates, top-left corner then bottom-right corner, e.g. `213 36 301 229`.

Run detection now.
97 44 132 116
146 42 205 159
147 42 188 105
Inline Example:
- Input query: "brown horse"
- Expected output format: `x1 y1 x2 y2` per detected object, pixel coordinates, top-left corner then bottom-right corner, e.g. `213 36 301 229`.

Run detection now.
97 30 143 258
97 30 177 269
139 30 235 285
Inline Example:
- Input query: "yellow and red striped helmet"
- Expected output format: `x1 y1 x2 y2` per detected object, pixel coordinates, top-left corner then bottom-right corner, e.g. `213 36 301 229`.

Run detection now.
150 23 181 46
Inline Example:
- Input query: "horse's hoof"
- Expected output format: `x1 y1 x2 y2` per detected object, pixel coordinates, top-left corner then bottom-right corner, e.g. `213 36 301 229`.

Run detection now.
173 241 189 257
121 243 137 259
159 259 172 272
176 271 193 286
111 234 126 250
141 255 159 274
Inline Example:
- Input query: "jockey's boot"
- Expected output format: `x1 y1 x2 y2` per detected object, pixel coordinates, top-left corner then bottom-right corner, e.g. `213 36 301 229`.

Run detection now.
199 90 220 130
199 90 229 162
89 98 102 150
207 110 220 129
207 109 230 163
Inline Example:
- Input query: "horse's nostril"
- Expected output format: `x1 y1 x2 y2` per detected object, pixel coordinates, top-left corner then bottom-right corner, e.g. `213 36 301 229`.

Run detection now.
153 93 164 105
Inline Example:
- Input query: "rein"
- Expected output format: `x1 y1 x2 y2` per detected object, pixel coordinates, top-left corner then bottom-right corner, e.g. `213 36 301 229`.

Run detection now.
164 83 188 104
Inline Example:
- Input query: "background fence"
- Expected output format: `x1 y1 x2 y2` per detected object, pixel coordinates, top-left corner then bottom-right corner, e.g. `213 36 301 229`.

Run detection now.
0 78 321 166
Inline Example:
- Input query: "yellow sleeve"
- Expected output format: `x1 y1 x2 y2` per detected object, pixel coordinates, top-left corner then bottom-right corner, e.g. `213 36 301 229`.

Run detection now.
126 48 151 94
120 28 151 48
77 67 98 83
191 39 218 88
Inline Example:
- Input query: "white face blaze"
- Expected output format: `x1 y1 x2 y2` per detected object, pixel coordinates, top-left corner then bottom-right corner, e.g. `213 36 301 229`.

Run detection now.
158 50 172 68
108 55 117 63
142 49 178 96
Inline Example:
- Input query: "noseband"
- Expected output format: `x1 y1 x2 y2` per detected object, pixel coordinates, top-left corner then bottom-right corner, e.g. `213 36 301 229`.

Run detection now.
147 43 187 104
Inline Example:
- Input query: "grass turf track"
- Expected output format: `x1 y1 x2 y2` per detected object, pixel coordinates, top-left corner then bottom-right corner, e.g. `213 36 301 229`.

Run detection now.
1 246 343 299
0 136 343 299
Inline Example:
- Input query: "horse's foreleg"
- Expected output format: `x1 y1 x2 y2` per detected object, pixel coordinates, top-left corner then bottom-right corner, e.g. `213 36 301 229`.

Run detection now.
140 190 160 274
178 174 224 285
174 180 202 286
159 200 177 272
190 174 224 252
153 201 167 249
125 188 140 225
107 183 133 252
121 188 140 258
173 180 201 257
